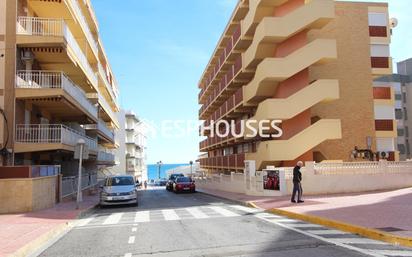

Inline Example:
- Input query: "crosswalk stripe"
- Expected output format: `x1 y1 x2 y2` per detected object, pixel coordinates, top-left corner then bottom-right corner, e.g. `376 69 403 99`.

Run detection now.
331 238 386 245
287 223 323 228
186 207 209 219
162 209 180 221
124 253 132 257
307 229 348 235
135 211 150 223
230 205 260 213
275 219 302 223
128 236 135 244
132 227 137 232
208 206 240 217
371 250 412 256
77 215 96 227
103 213 123 225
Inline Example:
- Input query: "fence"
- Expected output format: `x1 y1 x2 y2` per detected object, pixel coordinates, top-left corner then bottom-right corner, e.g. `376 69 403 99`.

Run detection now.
61 173 98 198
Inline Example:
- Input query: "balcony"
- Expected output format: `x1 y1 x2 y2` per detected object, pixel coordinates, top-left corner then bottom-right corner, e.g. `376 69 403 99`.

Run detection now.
373 87 394 105
246 119 342 170
243 0 335 69
98 62 119 111
26 0 99 61
97 151 115 165
199 153 245 170
16 17 98 90
371 57 393 76
84 119 115 144
249 80 339 123
16 70 98 123
15 124 98 154
243 39 337 104
87 93 119 129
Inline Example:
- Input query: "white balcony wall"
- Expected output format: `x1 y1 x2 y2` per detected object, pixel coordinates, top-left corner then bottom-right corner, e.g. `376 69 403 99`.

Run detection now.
376 138 395 152
368 12 388 26
370 44 390 57
374 105 395 120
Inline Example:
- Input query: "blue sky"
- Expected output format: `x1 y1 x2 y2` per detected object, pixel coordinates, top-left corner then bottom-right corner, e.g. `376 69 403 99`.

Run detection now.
92 0 411 164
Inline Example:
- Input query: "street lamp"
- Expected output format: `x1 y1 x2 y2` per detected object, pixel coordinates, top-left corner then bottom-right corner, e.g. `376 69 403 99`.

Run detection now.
157 161 162 180
189 161 193 178
76 139 86 209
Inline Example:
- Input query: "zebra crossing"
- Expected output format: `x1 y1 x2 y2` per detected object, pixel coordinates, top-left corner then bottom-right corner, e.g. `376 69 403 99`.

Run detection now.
76 204 257 227
255 212 412 257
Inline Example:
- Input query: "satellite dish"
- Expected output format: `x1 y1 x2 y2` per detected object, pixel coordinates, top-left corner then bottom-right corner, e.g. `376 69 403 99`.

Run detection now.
390 18 398 28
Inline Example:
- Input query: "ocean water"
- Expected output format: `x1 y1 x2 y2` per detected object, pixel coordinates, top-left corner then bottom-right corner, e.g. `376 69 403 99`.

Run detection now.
147 164 186 180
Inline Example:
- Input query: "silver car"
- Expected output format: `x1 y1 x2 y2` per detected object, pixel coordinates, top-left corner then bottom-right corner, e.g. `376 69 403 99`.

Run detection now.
100 176 138 206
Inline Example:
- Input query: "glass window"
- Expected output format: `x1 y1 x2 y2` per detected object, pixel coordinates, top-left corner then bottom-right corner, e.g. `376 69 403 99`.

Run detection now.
395 94 402 101
105 177 134 186
395 109 403 120
398 129 405 137
398 144 406 155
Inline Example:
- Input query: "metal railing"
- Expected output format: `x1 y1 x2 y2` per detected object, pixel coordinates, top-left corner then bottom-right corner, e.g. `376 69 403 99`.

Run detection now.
31 165 61 177
15 124 98 151
68 0 99 56
98 93 118 125
62 173 98 197
83 119 114 141
16 17 98 88
16 70 98 119
98 63 118 107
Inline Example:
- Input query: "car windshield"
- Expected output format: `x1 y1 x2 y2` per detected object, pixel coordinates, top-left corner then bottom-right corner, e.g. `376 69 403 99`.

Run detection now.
170 174 184 180
105 177 134 186
176 177 192 183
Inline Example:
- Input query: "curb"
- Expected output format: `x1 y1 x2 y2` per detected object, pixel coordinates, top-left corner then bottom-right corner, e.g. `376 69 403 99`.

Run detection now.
266 208 412 248
9 202 99 257
197 190 412 248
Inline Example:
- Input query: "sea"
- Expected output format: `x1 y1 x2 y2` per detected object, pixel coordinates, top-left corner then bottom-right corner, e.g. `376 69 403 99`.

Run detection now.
147 163 187 180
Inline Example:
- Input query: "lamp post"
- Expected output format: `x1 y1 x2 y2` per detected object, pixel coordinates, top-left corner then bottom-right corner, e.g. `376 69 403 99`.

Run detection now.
157 161 162 180
76 139 85 209
189 161 193 178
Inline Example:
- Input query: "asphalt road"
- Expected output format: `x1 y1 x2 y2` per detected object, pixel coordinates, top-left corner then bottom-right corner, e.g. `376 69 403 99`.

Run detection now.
37 188 412 257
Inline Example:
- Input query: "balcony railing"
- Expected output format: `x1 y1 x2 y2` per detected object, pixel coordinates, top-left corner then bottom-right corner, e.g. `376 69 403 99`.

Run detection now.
98 93 118 125
16 70 98 119
15 124 98 151
83 119 114 141
68 0 99 56
97 151 115 163
17 17 98 88
98 62 118 107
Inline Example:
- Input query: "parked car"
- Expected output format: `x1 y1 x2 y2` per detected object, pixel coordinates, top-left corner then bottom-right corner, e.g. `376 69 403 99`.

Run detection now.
173 176 196 193
166 173 184 191
158 178 168 186
100 176 138 207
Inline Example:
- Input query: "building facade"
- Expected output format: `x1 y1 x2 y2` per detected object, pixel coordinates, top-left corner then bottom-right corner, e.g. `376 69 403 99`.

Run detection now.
375 59 412 160
0 0 119 176
198 0 396 174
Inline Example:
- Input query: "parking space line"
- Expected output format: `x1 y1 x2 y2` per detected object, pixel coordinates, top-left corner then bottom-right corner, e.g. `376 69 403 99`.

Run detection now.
162 209 180 221
186 207 209 219
208 206 240 217
134 211 150 223
103 213 124 225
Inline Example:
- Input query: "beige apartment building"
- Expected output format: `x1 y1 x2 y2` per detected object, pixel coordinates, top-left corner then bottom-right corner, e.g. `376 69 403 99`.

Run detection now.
0 0 120 176
198 0 396 173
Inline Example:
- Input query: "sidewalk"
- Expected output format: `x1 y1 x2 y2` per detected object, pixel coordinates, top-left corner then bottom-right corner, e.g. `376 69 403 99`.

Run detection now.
199 187 412 241
0 195 98 257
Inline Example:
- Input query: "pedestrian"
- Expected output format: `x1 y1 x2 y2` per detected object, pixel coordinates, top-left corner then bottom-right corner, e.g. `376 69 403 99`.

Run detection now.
291 161 304 203
144 180 147 190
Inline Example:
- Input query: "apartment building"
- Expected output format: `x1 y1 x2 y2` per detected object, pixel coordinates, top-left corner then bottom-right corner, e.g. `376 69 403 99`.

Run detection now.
109 110 148 181
375 59 412 160
0 0 120 176
198 0 396 174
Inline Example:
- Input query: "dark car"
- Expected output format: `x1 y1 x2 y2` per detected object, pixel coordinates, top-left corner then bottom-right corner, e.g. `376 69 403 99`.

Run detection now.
166 173 184 191
158 178 168 186
173 177 195 193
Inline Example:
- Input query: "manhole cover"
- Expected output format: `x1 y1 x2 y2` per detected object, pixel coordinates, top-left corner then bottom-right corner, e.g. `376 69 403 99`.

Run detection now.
376 227 405 232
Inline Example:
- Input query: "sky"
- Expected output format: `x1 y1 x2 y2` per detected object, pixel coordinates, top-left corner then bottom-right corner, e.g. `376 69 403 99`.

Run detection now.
91 0 412 165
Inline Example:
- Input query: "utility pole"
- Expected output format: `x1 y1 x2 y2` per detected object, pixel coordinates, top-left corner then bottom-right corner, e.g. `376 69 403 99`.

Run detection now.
76 139 85 209
157 161 162 179
189 160 193 177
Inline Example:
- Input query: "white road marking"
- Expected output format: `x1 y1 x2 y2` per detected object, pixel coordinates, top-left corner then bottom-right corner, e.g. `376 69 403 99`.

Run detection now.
162 209 180 221
230 205 261 213
186 207 209 219
128 236 135 244
307 229 348 235
331 238 386 245
208 206 240 217
371 250 412 256
124 253 132 257
256 215 387 257
132 227 137 232
287 223 323 228
134 211 150 223
254 213 282 219
103 213 124 225
76 215 97 227
275 219 302 223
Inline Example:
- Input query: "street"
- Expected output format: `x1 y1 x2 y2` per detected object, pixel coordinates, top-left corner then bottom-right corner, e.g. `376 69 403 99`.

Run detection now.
38 188 412 257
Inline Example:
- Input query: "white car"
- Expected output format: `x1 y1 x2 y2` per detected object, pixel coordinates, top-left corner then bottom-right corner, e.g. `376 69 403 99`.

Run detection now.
100 176 138 206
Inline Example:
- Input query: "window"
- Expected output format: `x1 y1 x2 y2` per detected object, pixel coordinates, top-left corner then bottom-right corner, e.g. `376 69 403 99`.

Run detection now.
398 144 406 155
395 109 403 120
398 129 405 137
395 94 402 101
